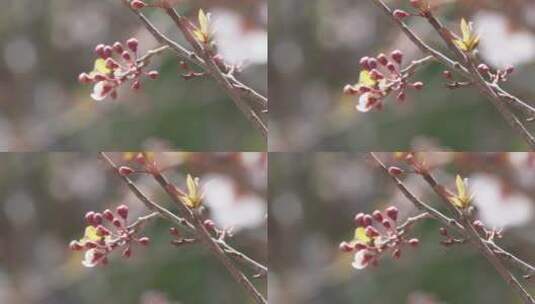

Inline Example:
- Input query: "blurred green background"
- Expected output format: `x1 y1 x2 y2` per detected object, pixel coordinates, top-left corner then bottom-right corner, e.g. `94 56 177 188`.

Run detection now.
269 0 535 151
0 152 267 303
0 0 267 151
268 152 535 303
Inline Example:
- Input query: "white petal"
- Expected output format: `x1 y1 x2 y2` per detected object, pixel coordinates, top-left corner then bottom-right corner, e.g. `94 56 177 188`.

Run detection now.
82 249 97 268
352 250 370 270
356 93 372 112
90 81 107 101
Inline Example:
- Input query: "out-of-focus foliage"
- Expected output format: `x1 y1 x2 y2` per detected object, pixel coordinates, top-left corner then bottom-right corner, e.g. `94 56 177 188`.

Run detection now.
269 0 535 151
0 0 267 151
0 152 267 303
269 152 535 304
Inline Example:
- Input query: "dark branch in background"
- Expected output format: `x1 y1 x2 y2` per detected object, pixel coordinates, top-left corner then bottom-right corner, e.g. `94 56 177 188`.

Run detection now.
100 153 267 304
370 153 535 304
371 0 535 149
122 0 268 138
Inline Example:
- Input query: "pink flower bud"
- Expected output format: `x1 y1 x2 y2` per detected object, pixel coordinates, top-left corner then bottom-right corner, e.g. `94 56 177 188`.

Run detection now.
408 238 419 247
439 227 449 236
147 70 160 80
102 46 113 59
369 69 384 80
113 41 123 53
381 219 392 229
377 53 388 66
203 219 216 231
339 241 354 252
393 9 410 20
412 82 424 90
354 213 365 227
477 63 489 75
386 62 396 73
388 166 404 175
121 51 132 61
169 227 180 237
359 56 370 70
393 248 401 259
116 204 129 220
130 0 146 10
131 80 141 90
391 50 403 64
505 65 514 75
367 58 378 70
385 206 399 221
112 218 122 228
96 225 111 236
365 226 379 237
122 247 132 258
118 166 134 176
126 38 139 53
442 70 452 79
85 211 96 226
138 237 150 246
103 209 114 221
363 214 373 227
93 212 103 225
372 210 383 222
95 44 105 57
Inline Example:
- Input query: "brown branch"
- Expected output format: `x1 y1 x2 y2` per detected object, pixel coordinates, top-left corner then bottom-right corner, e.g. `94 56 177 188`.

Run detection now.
99 152 266 304
149 166 267 304
122 1 267 138
370 0 535 149
371 153 534 304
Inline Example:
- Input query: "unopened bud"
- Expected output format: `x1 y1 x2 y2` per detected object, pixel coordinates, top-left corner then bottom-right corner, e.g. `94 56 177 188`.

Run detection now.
116 204 129 220
385 206 399 221
118 166 134 176
391 50 403 64
393 9 410 20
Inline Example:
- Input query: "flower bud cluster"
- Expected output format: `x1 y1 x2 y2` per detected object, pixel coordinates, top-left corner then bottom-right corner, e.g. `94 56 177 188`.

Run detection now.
78 38 160 101
339 206 419 269
343 50 425 112
69 204 150 267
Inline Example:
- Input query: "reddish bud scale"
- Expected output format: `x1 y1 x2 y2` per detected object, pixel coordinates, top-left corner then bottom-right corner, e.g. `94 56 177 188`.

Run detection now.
118 166 134 176
393 9 410 20
85 241 98 249
70 241 83 251
343 85 358 95
505 65 514 75
169 227 180 237
147 71 159 80
408 238 419 247
388 166 403 175
412 82 424 90
359 86 371 94
339 241 354 253
121 51 132 61
123 247 132 258
203 219 216 231
130 0 146 10
439 227 448 236
132 80 141 90
78 73 92 84
138 237 150 246
477 64 489 75
385 206 399 221
393 248 401 259
442 70 452 79
386 62 396 73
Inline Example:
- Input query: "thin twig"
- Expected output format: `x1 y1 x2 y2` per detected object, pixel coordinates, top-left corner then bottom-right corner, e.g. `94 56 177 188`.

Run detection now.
370 0 535 149
370 153 535 304
122 1 268 138
99 152 266 304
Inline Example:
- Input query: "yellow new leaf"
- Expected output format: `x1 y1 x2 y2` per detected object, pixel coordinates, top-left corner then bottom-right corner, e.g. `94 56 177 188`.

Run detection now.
358 70 377 87
453 18 480 52
353 227 372 244
449 174 473 209
93 58 111 75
